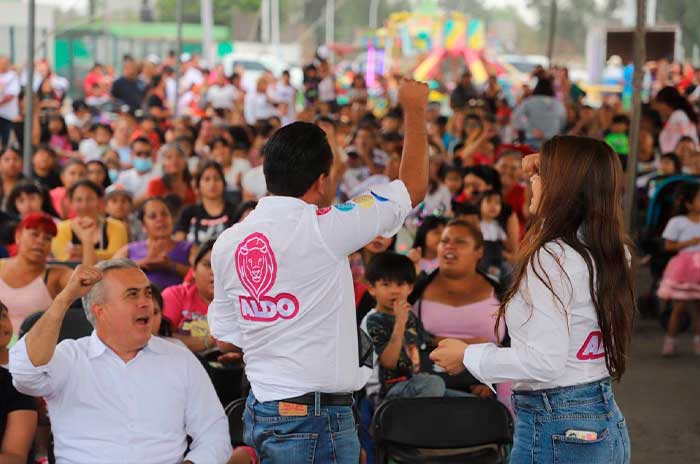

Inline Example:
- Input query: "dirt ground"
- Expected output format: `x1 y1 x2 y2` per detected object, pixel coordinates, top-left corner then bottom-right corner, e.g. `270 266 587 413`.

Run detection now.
613 317 700 463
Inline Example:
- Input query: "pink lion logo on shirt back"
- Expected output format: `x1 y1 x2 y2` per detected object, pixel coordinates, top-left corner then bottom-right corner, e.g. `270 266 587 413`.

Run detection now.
234 232 300 322
235 233 276 300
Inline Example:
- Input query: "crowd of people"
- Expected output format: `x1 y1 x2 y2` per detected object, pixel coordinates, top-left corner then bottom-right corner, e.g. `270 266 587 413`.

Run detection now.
0 47 698 463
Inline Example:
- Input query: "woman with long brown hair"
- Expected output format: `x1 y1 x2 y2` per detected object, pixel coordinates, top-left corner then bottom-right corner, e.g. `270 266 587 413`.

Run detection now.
431 135 634 463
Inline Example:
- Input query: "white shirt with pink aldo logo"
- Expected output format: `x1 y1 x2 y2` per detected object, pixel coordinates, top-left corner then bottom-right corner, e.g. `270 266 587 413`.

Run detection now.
209 180 412 402
463 240 611 392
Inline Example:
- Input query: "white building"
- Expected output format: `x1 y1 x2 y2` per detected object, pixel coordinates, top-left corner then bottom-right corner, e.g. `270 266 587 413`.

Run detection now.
0 0 57 65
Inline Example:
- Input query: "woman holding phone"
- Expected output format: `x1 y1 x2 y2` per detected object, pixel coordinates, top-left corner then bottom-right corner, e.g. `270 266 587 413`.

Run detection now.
431 135 634 463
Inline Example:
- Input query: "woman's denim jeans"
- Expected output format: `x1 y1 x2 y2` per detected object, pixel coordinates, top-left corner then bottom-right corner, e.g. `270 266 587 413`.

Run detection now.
510 378 630 464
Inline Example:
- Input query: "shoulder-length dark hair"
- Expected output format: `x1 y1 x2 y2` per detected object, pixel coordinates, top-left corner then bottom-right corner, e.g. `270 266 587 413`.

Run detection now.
656 86 699 124
413 216 449 257
86 159 112 190
37 78 59 101
194 160 226 192
532 77 555 97
41 114 69 144
6 181 59 218
674 182 700 216
498 135 636 381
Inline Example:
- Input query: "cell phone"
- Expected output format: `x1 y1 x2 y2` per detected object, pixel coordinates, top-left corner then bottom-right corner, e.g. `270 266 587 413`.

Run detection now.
565 430 598 441
432 364 445 373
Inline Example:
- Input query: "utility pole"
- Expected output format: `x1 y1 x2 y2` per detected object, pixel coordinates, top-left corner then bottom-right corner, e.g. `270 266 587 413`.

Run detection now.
23 0 36 176
174 0 183 117
201 0 215 64
325 0 335 45
624 0 646 233
546 0 557 67
261 0 270 43
369 0 379 29
270 0 280 46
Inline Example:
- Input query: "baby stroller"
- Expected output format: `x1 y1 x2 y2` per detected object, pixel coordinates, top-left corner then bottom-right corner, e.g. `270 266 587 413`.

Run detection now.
639 174 700 328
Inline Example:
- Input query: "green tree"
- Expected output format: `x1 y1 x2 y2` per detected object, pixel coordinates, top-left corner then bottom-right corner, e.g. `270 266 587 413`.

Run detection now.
333 0 412 43
657 0 700 56
527 0 622 56
156 0 261 25
439 0 488 17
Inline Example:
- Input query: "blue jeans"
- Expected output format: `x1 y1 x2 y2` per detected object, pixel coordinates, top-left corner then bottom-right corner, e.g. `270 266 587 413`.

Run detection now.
0 117 12 149
243 392 360 464
384 372 472 399
510 378 630 464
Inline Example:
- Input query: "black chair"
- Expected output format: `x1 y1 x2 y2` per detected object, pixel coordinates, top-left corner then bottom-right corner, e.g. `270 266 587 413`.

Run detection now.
19 300 93 341
198 350 246 408
372 397 513 464
46 260 81 269
225 397 247 446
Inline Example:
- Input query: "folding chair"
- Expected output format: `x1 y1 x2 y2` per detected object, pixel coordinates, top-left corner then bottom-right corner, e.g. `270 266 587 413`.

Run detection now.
224 397 247 446
199 350 246 407
372 396 513 463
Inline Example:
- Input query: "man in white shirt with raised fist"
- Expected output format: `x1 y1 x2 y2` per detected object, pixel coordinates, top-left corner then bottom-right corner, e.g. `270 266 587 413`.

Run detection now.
209 79 430 463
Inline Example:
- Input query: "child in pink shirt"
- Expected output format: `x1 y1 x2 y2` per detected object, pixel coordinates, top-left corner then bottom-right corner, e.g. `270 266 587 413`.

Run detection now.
162 240 215 353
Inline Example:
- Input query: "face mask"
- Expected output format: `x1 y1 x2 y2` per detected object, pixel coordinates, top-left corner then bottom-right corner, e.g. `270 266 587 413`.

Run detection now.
133 157 153 173
108 169 119 183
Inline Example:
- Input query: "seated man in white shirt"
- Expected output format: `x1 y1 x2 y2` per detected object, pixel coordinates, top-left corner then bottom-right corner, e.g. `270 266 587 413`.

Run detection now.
10 260 232 464
208 79 429 463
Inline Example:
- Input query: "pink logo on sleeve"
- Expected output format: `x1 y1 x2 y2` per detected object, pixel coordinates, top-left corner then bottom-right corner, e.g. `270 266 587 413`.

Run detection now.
235 232 300 322
576 331 606 360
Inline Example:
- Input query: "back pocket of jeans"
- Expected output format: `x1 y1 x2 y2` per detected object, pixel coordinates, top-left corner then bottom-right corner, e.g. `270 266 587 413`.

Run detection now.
261 430 319 464
552 428 613 464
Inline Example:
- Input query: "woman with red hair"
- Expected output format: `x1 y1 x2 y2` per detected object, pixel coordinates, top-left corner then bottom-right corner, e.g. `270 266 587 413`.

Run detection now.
0 213 96 341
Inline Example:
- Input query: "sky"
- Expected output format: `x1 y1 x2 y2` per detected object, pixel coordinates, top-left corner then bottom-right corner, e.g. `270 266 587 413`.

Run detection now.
33 0 541 23
33 0 632 30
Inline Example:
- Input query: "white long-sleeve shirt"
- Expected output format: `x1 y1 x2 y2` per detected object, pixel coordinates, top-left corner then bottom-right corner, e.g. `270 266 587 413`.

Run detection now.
463 241 610 391
209 180 412 402
0 70 21 121
10 332 231 464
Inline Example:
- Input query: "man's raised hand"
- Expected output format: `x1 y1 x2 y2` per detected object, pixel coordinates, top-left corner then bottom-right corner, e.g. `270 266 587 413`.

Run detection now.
398 78 429 113
61 264 102 302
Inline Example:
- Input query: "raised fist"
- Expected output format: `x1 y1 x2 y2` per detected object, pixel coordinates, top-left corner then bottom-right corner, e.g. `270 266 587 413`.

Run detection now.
522 153 540 178
398 78 429 112
61 264 102 302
